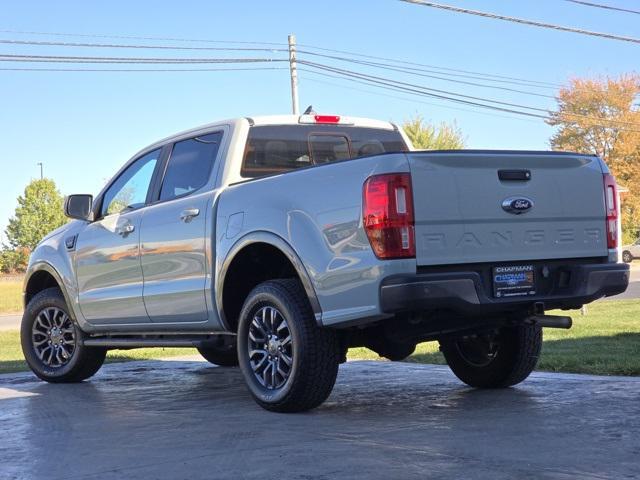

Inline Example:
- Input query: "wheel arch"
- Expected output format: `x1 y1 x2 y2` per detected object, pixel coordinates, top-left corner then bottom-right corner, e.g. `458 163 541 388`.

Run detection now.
24 262 73 317
216 232 321 331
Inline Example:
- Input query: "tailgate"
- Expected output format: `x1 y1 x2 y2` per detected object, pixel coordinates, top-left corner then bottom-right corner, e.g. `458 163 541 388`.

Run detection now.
408 151 608 266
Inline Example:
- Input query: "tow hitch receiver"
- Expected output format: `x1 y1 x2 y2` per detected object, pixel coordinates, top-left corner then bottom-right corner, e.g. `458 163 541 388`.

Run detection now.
526 315 573 329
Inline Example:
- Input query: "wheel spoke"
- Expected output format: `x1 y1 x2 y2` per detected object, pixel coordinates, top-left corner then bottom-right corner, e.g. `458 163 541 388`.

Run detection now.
33 336 48 347
248 329 266 344
52 310 62 328
276 319 287 334
269 307 278 333
59 345 71 360
252 316 268 337
35 315 48 332
42 309 53 328
37 345 49 362
54 348 63 365
45 346 54 365
249 348 267 360
280 351 293 366
250 350 268 373
262 363 271 388
276 359 289 379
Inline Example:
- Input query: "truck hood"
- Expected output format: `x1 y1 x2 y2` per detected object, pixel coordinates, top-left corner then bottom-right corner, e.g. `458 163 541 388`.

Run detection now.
37 220 83 246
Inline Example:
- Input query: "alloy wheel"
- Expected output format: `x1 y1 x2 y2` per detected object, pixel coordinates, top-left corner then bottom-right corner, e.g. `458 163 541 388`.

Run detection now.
247 306 293 390
31 307 76 368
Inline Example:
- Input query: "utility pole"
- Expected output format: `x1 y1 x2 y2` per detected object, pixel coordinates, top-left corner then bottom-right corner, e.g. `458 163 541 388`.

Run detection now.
288 34 299 115
37 162 43 179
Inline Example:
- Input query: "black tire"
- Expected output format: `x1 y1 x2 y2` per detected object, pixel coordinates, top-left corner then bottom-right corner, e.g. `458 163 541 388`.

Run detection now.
237 279 340 413
197 335 239 367
623 251 633 264
440 324 542 388
21 287 106 383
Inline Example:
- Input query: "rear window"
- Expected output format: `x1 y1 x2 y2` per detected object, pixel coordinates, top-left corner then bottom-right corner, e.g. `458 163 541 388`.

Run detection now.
241 125 407 178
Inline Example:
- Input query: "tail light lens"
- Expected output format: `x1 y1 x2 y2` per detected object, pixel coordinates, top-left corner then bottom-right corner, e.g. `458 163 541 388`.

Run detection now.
314 115 340 123
603 173 618 249
363 173 415 259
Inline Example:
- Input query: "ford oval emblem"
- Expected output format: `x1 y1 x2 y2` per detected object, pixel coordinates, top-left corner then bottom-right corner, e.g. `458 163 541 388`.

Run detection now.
502 196 533 215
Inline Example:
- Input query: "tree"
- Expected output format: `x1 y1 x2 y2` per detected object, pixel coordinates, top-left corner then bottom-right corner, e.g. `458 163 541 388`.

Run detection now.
5 179 67 250
547 75 640 241
402 116 466 150
0 247 30 274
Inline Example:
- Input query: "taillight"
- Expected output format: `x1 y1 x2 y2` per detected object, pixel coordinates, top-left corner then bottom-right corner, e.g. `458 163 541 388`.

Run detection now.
299 114 345 124
603 173 618 249
314 115 340 124
363 173 415 259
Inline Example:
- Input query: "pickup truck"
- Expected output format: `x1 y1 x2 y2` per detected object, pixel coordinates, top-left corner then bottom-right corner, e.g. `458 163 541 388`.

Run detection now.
21 113 630 412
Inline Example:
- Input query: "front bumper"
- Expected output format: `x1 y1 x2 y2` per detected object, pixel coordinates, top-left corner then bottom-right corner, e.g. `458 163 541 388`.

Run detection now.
380 262 630 315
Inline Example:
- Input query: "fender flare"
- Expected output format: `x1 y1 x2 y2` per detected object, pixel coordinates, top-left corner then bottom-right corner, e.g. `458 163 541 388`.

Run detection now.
215 231 322 329
24 261 77 320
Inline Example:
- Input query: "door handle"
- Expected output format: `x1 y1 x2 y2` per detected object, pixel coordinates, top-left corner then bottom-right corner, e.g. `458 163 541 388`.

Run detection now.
116 223 135 236
180 208 200 222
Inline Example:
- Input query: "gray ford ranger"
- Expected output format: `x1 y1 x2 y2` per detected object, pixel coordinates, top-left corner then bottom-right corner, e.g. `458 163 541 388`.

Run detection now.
21 113 630 412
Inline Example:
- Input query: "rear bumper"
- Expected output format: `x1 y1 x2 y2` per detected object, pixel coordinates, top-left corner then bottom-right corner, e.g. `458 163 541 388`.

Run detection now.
380 262 630 315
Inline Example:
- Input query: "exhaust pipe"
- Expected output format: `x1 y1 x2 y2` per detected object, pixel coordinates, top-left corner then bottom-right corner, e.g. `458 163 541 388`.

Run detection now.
527 315 573 329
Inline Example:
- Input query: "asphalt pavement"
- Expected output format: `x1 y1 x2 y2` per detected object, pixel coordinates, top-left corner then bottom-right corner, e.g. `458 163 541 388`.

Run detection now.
1 359 638 480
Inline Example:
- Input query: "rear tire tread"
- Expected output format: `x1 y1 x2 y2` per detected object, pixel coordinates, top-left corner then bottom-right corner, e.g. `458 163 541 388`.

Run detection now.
441 324 542 389
239 279 340 413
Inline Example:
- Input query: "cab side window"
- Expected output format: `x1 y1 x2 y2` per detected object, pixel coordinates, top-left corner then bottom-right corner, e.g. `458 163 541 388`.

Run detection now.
159 132 222 202
101 149 160 217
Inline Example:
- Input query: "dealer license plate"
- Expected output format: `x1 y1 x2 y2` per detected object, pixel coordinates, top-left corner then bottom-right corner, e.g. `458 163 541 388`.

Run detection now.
492 265 536 298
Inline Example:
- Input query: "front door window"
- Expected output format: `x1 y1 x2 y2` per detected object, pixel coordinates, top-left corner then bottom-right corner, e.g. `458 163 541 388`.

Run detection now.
101 149 160 217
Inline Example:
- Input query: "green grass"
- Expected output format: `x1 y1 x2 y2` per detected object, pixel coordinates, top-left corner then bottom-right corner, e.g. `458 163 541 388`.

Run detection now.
348 300 640 376
0 281 23 314
1 300 639 376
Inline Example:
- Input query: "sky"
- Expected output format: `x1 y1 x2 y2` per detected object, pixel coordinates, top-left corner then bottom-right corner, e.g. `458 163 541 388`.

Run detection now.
0 0 639 242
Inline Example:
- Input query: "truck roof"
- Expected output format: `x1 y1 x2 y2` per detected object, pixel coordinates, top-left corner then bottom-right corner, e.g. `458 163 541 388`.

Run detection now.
246 115 397 131
142 114 397 152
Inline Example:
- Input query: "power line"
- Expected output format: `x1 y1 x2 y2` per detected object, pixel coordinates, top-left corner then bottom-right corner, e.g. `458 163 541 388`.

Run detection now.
0 53 287 64
400 0 640 44
298 49 557 90
299 60 551 119
297 44 561 88
299 61 640 131
0 28 562 89
0 29 286 46
0 38 288 52
300 60 552 114
562 0 640 15
299 69 541 124
0 66 288 72
297 50 556 98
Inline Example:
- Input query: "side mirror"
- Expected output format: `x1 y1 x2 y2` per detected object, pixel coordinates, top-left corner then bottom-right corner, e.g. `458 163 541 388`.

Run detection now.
64 194 93 221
